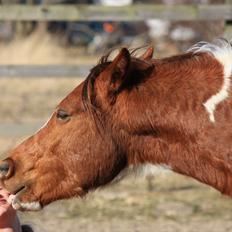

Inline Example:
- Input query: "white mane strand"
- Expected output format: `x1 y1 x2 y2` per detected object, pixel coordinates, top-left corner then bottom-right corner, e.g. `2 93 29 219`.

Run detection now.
188 38 232 122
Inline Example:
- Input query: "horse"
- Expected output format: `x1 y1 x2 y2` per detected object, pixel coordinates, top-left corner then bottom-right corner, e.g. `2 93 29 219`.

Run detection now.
1 38 232 211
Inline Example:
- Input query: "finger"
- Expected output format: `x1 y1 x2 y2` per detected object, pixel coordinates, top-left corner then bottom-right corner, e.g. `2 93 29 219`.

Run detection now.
0 193 10 206
7 195 15 205
0 189 10 200
0 198 10 210
0 198 7 204
0 193 5 201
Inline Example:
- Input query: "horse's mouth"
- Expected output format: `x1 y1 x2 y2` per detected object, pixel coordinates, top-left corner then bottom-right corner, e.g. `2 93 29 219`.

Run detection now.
13 185 26 195
10 185 42 211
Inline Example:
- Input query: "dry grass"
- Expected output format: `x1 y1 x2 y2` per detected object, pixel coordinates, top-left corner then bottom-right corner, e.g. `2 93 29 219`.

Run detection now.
1 78 232 231
0 30 97 65
0 77 82 122
16 170 232 232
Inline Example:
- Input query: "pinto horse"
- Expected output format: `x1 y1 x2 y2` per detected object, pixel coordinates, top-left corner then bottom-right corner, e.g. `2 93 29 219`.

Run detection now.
1 39 232 211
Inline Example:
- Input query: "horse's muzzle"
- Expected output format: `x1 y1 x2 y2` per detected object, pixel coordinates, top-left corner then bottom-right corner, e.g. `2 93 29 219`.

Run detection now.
0 158 14 180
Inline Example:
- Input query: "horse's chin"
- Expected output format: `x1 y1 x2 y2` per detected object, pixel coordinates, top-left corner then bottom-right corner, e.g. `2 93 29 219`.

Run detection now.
12 198 42 211
10 187 42 211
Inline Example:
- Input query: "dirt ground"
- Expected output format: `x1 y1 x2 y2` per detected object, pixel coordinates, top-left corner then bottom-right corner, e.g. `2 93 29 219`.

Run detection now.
1 79 232 232
16 173 232 232
1 33 232 232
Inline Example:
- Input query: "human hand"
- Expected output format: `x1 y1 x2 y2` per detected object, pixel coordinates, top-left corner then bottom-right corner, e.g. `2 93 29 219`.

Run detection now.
0 186 20 231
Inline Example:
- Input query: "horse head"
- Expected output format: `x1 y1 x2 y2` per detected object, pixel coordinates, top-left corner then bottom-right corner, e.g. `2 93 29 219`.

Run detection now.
0 47 155 210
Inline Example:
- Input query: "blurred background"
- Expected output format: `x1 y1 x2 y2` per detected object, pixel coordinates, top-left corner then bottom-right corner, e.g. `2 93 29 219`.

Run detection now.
0 0 232 231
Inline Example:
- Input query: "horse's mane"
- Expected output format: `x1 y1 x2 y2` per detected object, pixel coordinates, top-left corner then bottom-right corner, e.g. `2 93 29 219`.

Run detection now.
81 47 151 132
81 38 232 132
81 59 109 132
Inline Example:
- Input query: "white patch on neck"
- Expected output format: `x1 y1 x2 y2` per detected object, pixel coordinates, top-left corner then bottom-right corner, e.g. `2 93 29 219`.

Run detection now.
188 38 232 122
113 163 171 183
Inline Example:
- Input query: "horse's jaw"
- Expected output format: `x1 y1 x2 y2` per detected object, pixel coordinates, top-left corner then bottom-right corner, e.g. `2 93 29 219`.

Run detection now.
9 188 42 211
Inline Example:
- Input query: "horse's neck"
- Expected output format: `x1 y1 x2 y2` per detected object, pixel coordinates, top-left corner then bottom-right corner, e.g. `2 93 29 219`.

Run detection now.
168 141 232 196
123 53 232 196
126 130 232 196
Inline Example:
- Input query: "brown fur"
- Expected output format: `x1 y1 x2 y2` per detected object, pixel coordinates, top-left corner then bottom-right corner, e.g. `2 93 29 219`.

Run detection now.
1 45 231 209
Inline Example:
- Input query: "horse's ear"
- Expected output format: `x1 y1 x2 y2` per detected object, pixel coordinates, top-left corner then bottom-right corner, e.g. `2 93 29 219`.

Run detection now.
139 46 154 60
108 48 131 93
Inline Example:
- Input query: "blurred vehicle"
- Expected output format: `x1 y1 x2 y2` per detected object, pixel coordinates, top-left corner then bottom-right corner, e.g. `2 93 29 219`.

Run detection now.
66 22 121 51
48 20 150 53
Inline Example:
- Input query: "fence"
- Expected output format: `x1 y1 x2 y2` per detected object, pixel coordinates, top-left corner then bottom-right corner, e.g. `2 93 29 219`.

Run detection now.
0 3 231 77
1 3 232 137
1 4 232 21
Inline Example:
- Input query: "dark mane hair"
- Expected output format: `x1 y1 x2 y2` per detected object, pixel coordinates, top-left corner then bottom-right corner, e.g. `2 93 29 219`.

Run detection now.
82 61 110 132
81 47 152 131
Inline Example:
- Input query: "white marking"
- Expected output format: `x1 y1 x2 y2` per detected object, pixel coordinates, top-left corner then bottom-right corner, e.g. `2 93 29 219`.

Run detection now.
113 163 171 183
138 163 171 176
9 191 42 211
188 38 232 122
11 195 41 211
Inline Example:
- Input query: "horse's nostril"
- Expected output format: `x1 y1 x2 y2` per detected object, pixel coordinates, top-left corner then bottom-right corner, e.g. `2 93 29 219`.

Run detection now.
0 158 14 179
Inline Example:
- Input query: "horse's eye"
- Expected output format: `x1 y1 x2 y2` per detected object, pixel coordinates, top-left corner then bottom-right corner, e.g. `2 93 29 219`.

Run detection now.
57 109 70 122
